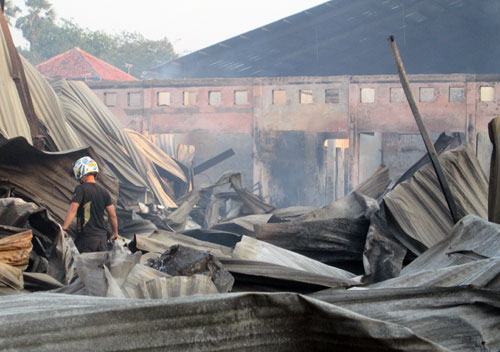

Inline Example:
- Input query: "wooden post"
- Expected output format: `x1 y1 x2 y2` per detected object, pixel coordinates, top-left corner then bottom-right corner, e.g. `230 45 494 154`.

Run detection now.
387 35 459 223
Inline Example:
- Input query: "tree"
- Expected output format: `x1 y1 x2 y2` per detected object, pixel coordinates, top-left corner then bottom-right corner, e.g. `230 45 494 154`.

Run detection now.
3 0 21 26
15 0 55 51
19 18 86 63
94 32 176 78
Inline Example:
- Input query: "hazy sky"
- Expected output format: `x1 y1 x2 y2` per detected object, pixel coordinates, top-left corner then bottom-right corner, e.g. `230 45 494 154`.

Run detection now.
10 0 326 55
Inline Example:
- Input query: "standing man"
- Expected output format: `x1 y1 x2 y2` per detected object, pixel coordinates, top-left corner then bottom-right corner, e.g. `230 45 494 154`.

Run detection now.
62 156 119 253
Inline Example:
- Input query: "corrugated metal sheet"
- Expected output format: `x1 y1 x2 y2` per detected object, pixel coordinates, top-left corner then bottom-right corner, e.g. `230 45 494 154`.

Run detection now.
221 258 353 291
22 57 84 151
212 214 274 235
372 257 500 289
233 235 355 281
0 292 448 351
52 80 147 186
384 147 488 252
394 215 500 277
312 286 500 352
0 261 23 290
0 137 118 224
126 129 187 183
0 23 31 142
136 231 233 258
254 218 369 269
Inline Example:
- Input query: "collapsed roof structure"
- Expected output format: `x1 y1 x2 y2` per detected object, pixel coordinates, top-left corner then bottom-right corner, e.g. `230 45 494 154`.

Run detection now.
0 2 499 351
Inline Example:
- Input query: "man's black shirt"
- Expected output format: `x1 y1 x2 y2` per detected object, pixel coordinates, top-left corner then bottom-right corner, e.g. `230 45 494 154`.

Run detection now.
71 183 112 237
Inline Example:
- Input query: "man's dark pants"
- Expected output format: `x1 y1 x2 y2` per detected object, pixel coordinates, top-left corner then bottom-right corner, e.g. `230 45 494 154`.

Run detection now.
75 235 107 253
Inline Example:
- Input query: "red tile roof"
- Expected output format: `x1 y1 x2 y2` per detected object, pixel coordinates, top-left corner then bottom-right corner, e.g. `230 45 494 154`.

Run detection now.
36 47 137 81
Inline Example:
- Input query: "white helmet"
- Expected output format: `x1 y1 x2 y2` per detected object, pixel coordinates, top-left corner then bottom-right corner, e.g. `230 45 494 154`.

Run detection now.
73 156 99 181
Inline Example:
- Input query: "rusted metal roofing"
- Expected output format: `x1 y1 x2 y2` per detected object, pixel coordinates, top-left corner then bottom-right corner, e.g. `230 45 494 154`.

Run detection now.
147 0 500 78
36 47 137 81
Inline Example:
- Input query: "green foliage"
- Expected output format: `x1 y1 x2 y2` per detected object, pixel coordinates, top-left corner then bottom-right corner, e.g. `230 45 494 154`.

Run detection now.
94 32 176 78
10 0 177 78
15 0 55 48
3 0 21 26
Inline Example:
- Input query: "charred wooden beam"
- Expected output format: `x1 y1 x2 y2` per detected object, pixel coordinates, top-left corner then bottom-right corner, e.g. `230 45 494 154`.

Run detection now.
193 148 235 175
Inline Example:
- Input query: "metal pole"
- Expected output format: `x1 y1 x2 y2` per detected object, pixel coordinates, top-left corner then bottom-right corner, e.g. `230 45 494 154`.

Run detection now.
387 35 460 223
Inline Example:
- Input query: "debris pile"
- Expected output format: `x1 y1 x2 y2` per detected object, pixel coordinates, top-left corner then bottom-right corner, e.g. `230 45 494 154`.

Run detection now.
0 18 499 352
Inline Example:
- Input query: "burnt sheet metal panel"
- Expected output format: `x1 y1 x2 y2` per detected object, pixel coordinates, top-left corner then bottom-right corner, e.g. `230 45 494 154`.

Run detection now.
220 258 353 292
370 215 500 289
149 1 500 78
397 215 500 278
23 58 85 151
255 218 369 274
311 286 500 352
0 21 31 142
384 147 488 252
52 80 149 190
0 137 118 224
0 292 448 351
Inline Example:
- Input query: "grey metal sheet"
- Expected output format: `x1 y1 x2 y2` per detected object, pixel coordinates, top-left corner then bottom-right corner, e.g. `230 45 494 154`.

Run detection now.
301 191 379 222
0 137 118 224
221 258 353 291
233 235 356 281
22 57 84 151
399 215 500 276
311 286 500 352
0 24 31 142
51 80 149 189
255 217 369 269
371 257 500 289
0 292 448 351
369 215 500 289
384 147 488 251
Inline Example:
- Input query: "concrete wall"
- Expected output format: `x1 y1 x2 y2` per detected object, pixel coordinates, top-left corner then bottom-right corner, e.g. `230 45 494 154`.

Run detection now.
88 74 499 207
